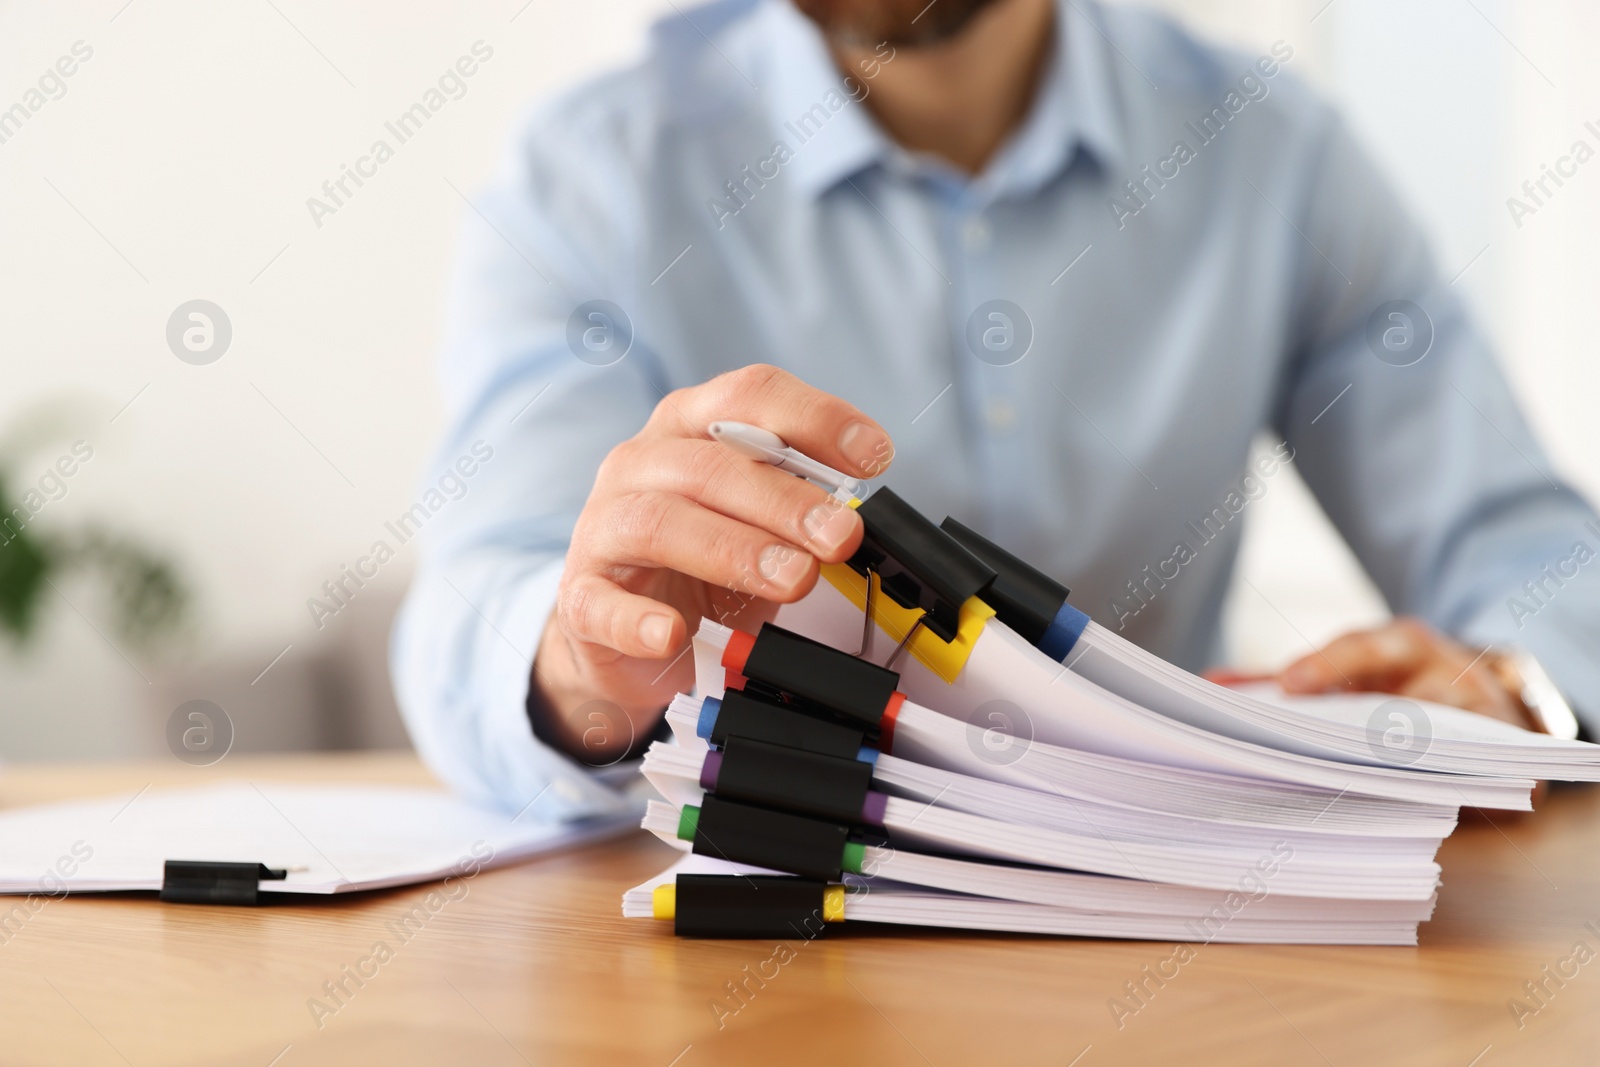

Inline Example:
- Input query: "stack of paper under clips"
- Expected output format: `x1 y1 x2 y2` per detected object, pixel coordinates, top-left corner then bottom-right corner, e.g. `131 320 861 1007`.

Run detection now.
624 488 1600 943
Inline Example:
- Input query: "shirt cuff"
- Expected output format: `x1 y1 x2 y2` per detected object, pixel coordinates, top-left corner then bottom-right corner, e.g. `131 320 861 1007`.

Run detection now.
478 558 645 820
1457 601 1600 736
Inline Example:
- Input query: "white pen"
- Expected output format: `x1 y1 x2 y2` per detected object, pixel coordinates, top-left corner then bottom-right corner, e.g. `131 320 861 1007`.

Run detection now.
711 420 911 663
707 420 865 500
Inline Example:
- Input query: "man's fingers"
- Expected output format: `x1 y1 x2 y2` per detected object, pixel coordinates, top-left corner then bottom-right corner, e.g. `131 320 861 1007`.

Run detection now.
1400 662 1531 727
612 437 864 561
1272 617 1537 728
647 364 895 481
1202 668 1274 687
1276 653 1340 694
557 574 685 660
1278 619 1438 693
594 492 821 602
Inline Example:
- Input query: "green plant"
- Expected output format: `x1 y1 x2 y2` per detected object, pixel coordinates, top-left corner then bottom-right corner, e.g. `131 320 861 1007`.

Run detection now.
0 474 186 648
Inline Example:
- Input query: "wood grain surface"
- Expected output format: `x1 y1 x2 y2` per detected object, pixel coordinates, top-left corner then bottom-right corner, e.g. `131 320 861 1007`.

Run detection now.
1 753 1596 1066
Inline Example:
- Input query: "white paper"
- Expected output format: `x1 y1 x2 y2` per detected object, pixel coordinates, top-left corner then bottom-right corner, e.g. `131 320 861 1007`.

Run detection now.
0 781 637 896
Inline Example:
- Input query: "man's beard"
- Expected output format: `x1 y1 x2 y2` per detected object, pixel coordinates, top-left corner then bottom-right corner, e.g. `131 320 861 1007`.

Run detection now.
789 0 1005 46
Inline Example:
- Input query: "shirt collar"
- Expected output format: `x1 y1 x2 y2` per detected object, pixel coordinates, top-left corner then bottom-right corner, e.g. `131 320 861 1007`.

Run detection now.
986 0 1125 197
757 1 889 199
757 0 1125 201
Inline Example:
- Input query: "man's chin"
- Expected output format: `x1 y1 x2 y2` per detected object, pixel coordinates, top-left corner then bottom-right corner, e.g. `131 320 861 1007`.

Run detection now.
790 0 1004 47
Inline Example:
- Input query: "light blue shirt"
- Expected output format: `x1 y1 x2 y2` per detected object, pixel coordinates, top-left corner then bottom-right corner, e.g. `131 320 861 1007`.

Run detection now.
392 0 1600 817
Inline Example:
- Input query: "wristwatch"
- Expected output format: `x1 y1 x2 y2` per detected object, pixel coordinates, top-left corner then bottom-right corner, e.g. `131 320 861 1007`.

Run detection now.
1485 646 1582 740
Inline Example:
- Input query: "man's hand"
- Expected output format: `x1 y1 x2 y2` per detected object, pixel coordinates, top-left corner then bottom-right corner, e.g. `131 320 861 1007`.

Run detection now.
1228 617 1549 814
532 365 894 763
1207 617 1537 729
1269 617 1533 729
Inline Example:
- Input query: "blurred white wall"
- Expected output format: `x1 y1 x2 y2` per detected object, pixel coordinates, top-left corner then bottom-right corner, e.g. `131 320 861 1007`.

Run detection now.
0 0 676 759
0 0 1594 759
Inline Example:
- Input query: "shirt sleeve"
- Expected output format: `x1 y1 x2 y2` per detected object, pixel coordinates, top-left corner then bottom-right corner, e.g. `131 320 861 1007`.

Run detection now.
1272 110 1600 729
389 100 668 817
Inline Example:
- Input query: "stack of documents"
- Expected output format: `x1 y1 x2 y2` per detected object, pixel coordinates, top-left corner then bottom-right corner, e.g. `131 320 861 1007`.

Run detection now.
626 554 1600 944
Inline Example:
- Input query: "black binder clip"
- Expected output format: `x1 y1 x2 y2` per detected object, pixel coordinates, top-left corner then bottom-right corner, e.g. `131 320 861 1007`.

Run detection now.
939 517 1069 645
847 488 996 667
706 736 875 825
700 688 869 760
688 795 854 881
723 623 903 733
674 874 834 939
940 517 1088 662
160 860 287 905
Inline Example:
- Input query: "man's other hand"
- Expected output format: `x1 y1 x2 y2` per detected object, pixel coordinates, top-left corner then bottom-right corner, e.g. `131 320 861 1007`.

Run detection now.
1268 617 1533 729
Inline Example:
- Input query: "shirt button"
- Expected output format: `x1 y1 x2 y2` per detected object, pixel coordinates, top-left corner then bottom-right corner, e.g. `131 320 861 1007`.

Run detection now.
985 397 1018 431
553 779 584 804
961 216 991 251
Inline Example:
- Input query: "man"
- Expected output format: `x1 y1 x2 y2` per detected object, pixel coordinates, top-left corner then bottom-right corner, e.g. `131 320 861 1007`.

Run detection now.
392 0 1600 817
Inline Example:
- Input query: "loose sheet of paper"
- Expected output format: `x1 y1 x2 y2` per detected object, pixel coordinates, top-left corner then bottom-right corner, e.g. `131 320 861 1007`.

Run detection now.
0 782 637 895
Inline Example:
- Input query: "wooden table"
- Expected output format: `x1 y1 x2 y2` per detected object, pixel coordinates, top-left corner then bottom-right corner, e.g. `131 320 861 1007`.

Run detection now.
2 753 1597 1066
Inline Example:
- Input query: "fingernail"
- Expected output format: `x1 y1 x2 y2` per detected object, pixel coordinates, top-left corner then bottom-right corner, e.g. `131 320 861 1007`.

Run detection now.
759 544 811 591
839 422 893 478
638 613 674 655
805 502 860 557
